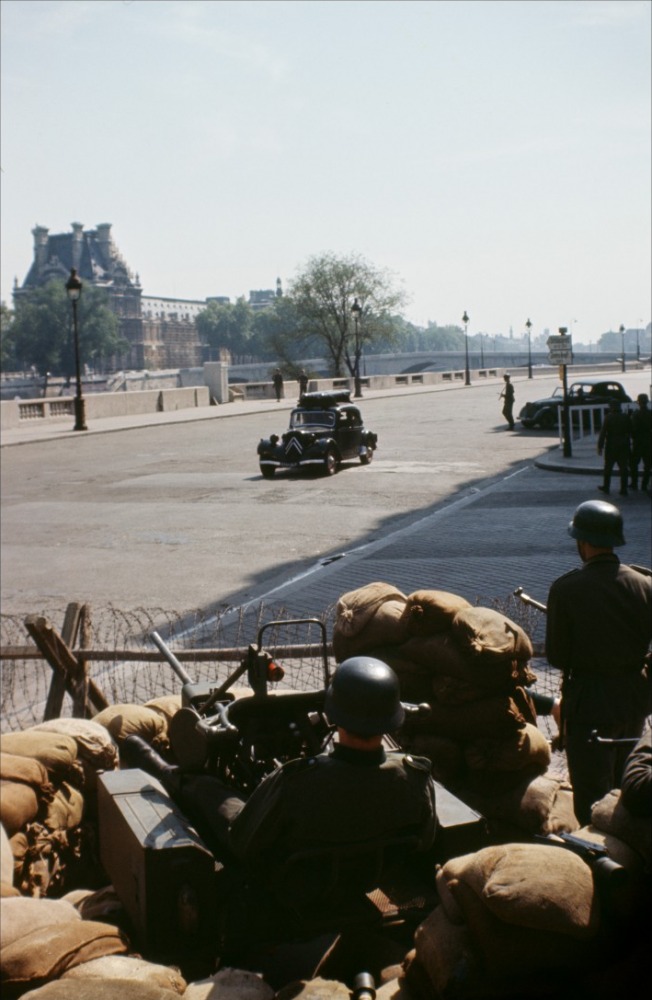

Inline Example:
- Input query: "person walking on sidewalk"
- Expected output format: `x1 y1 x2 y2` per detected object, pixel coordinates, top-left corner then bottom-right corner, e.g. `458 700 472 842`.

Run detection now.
597 400 631 496
545 500 652 825
630 393 651 492
499 374 515 429
272 368 284 402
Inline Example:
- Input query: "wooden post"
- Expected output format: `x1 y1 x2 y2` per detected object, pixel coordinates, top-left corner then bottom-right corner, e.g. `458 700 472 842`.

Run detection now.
24 610 108 720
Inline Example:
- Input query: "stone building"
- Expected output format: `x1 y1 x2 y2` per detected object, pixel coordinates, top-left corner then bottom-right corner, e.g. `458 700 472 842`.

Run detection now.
15 223 206 370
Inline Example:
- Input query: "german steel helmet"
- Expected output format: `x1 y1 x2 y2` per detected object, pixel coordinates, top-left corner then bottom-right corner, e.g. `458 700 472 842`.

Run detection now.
568 500 625 547
325 657 404 736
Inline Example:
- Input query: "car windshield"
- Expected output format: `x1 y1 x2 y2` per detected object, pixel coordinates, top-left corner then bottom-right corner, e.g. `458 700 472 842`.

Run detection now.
290 410 336 429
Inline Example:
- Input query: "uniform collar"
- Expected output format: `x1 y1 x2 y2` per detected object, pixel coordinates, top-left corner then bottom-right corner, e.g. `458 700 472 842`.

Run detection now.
331 743 386 766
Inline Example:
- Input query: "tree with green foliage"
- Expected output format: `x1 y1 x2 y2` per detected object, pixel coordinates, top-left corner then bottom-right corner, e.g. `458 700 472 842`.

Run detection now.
287 252 407 392
0 302 15 371
7 281 126 376
195 297 256 363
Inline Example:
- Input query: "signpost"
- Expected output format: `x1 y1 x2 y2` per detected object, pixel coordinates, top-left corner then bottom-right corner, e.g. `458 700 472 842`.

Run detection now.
547 330 573 457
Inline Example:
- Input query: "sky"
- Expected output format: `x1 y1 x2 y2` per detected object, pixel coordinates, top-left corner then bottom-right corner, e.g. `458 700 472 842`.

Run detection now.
1 0 650 343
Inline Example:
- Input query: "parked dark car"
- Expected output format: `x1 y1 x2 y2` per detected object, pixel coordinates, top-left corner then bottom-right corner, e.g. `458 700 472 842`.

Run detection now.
519 378 632 429
257 390 378 477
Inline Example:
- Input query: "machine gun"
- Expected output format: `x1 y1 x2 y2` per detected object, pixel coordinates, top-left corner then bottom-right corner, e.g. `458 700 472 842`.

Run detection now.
152 619 335 793
537 831 629 904
513 586 547 613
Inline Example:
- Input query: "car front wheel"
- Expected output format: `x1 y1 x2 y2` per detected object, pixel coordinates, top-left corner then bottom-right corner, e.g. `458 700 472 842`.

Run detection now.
360 447 373 465
260 465 275 479
540 411 556 430
324 447 338 476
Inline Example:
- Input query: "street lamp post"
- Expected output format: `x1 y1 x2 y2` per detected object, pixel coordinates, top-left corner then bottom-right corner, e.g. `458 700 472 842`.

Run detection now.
479 332 485 368
526 318 533 379
351 297 363 398
619 324 626 373
65 268 87 431
462 311 471 386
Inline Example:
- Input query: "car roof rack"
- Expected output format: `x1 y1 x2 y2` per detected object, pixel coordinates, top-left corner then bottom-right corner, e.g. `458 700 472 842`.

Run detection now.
298 390 352 408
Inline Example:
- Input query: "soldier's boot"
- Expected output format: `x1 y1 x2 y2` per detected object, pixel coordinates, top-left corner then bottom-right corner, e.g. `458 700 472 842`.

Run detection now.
121 734 182 798
598 475 611 494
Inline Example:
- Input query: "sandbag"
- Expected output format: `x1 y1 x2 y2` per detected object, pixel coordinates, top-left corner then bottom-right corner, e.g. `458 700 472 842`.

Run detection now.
364 651 432 704
0 732 82 784
0 919 129 991
0 754 53 793
334 582 407 637
62 955 187 994
397 733 466 784
413 693 528 741
143 694 182 725
451 606 533 662
20 980 183 1000
400 589 471 637
1 822 14 888
275 979 350 1000
62 886 123 922
184 967 276 1000
32 719 118 774
590 790 651 868
0 780 40 837
92 704 168 749
461 772 579 837
398 634 535 690
441 843 599 938
572 824 646 874
0 896 81 951
43 782 85 832
411 904 480 998
464 723 551 772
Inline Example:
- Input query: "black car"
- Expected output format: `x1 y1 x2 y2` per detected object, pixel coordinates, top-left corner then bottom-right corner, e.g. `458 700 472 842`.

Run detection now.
519 378 632 429
257 390 378 477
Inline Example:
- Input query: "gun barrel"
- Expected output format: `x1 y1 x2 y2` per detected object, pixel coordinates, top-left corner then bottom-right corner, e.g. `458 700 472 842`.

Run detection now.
150 631 195 686
513 587 548 613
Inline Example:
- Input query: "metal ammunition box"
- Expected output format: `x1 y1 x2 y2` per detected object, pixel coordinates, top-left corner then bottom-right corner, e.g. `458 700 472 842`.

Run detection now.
433 781 488 861
97 768 217 957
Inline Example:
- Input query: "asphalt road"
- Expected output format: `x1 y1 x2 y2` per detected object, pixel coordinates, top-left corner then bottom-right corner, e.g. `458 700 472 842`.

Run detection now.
1 370 650 621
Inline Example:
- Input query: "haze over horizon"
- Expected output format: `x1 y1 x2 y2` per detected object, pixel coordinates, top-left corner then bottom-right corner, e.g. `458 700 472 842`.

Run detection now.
1 0 650 343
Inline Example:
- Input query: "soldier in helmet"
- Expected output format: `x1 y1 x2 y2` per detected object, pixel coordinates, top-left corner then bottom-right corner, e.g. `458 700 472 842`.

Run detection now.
545 500 652 824
226 657 437 867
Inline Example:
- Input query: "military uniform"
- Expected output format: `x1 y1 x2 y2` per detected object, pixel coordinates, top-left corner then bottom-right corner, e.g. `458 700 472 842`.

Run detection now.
630 402 651 491
228 743 437 870
546 553 652 824
598 408 631 495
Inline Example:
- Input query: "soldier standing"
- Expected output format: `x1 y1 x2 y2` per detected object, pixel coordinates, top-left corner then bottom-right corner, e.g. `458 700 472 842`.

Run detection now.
545 501 652 825
630 393 651 492
273 368 284 402
597 399 631 496
500 374 515 429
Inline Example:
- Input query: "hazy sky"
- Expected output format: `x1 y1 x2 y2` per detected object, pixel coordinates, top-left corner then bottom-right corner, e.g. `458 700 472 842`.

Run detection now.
2 0 650 342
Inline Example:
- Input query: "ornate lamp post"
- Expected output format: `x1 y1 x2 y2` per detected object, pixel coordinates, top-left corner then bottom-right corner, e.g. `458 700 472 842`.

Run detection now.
479 332 485 368
526 318 533 379
65 268 87 431
462 311 471 386
619 324 626 373
351 297 363 398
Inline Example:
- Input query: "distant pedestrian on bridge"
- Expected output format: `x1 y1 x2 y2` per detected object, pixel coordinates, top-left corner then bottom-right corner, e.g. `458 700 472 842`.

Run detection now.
499 373 515 429
629 393 651 493
298 369 309 397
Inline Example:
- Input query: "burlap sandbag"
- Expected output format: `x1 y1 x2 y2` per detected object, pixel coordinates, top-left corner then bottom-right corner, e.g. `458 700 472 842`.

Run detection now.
397 733 466 784
92 704 168 749
590 790 651 867
0 732 82 784
461 772 579 837
401 589 472 637
184 967 276 1000
62 886 123 922
32 720 118 775
62 955 187 994
464 723 551 773
451 607 533 662
0 780 40 837
399 634 536 691
1 822 14 888
442 843 599 938
0 896 81 951
0 919 129 991
0 754 53 794
43 782 85 832
449 877 598 983
0 883 21 898
275 978 350 1000
20 980 183 1000
571 825 646 874
413 693 528 741
334 582 407 637
410 905 480 998
362 650 432 704
144 694 182 725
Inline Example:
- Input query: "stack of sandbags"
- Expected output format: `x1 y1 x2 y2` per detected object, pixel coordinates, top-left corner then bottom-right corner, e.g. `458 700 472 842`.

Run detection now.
30 720 119 797
407 843 601 998
332 584 576 836
0 895 129 997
